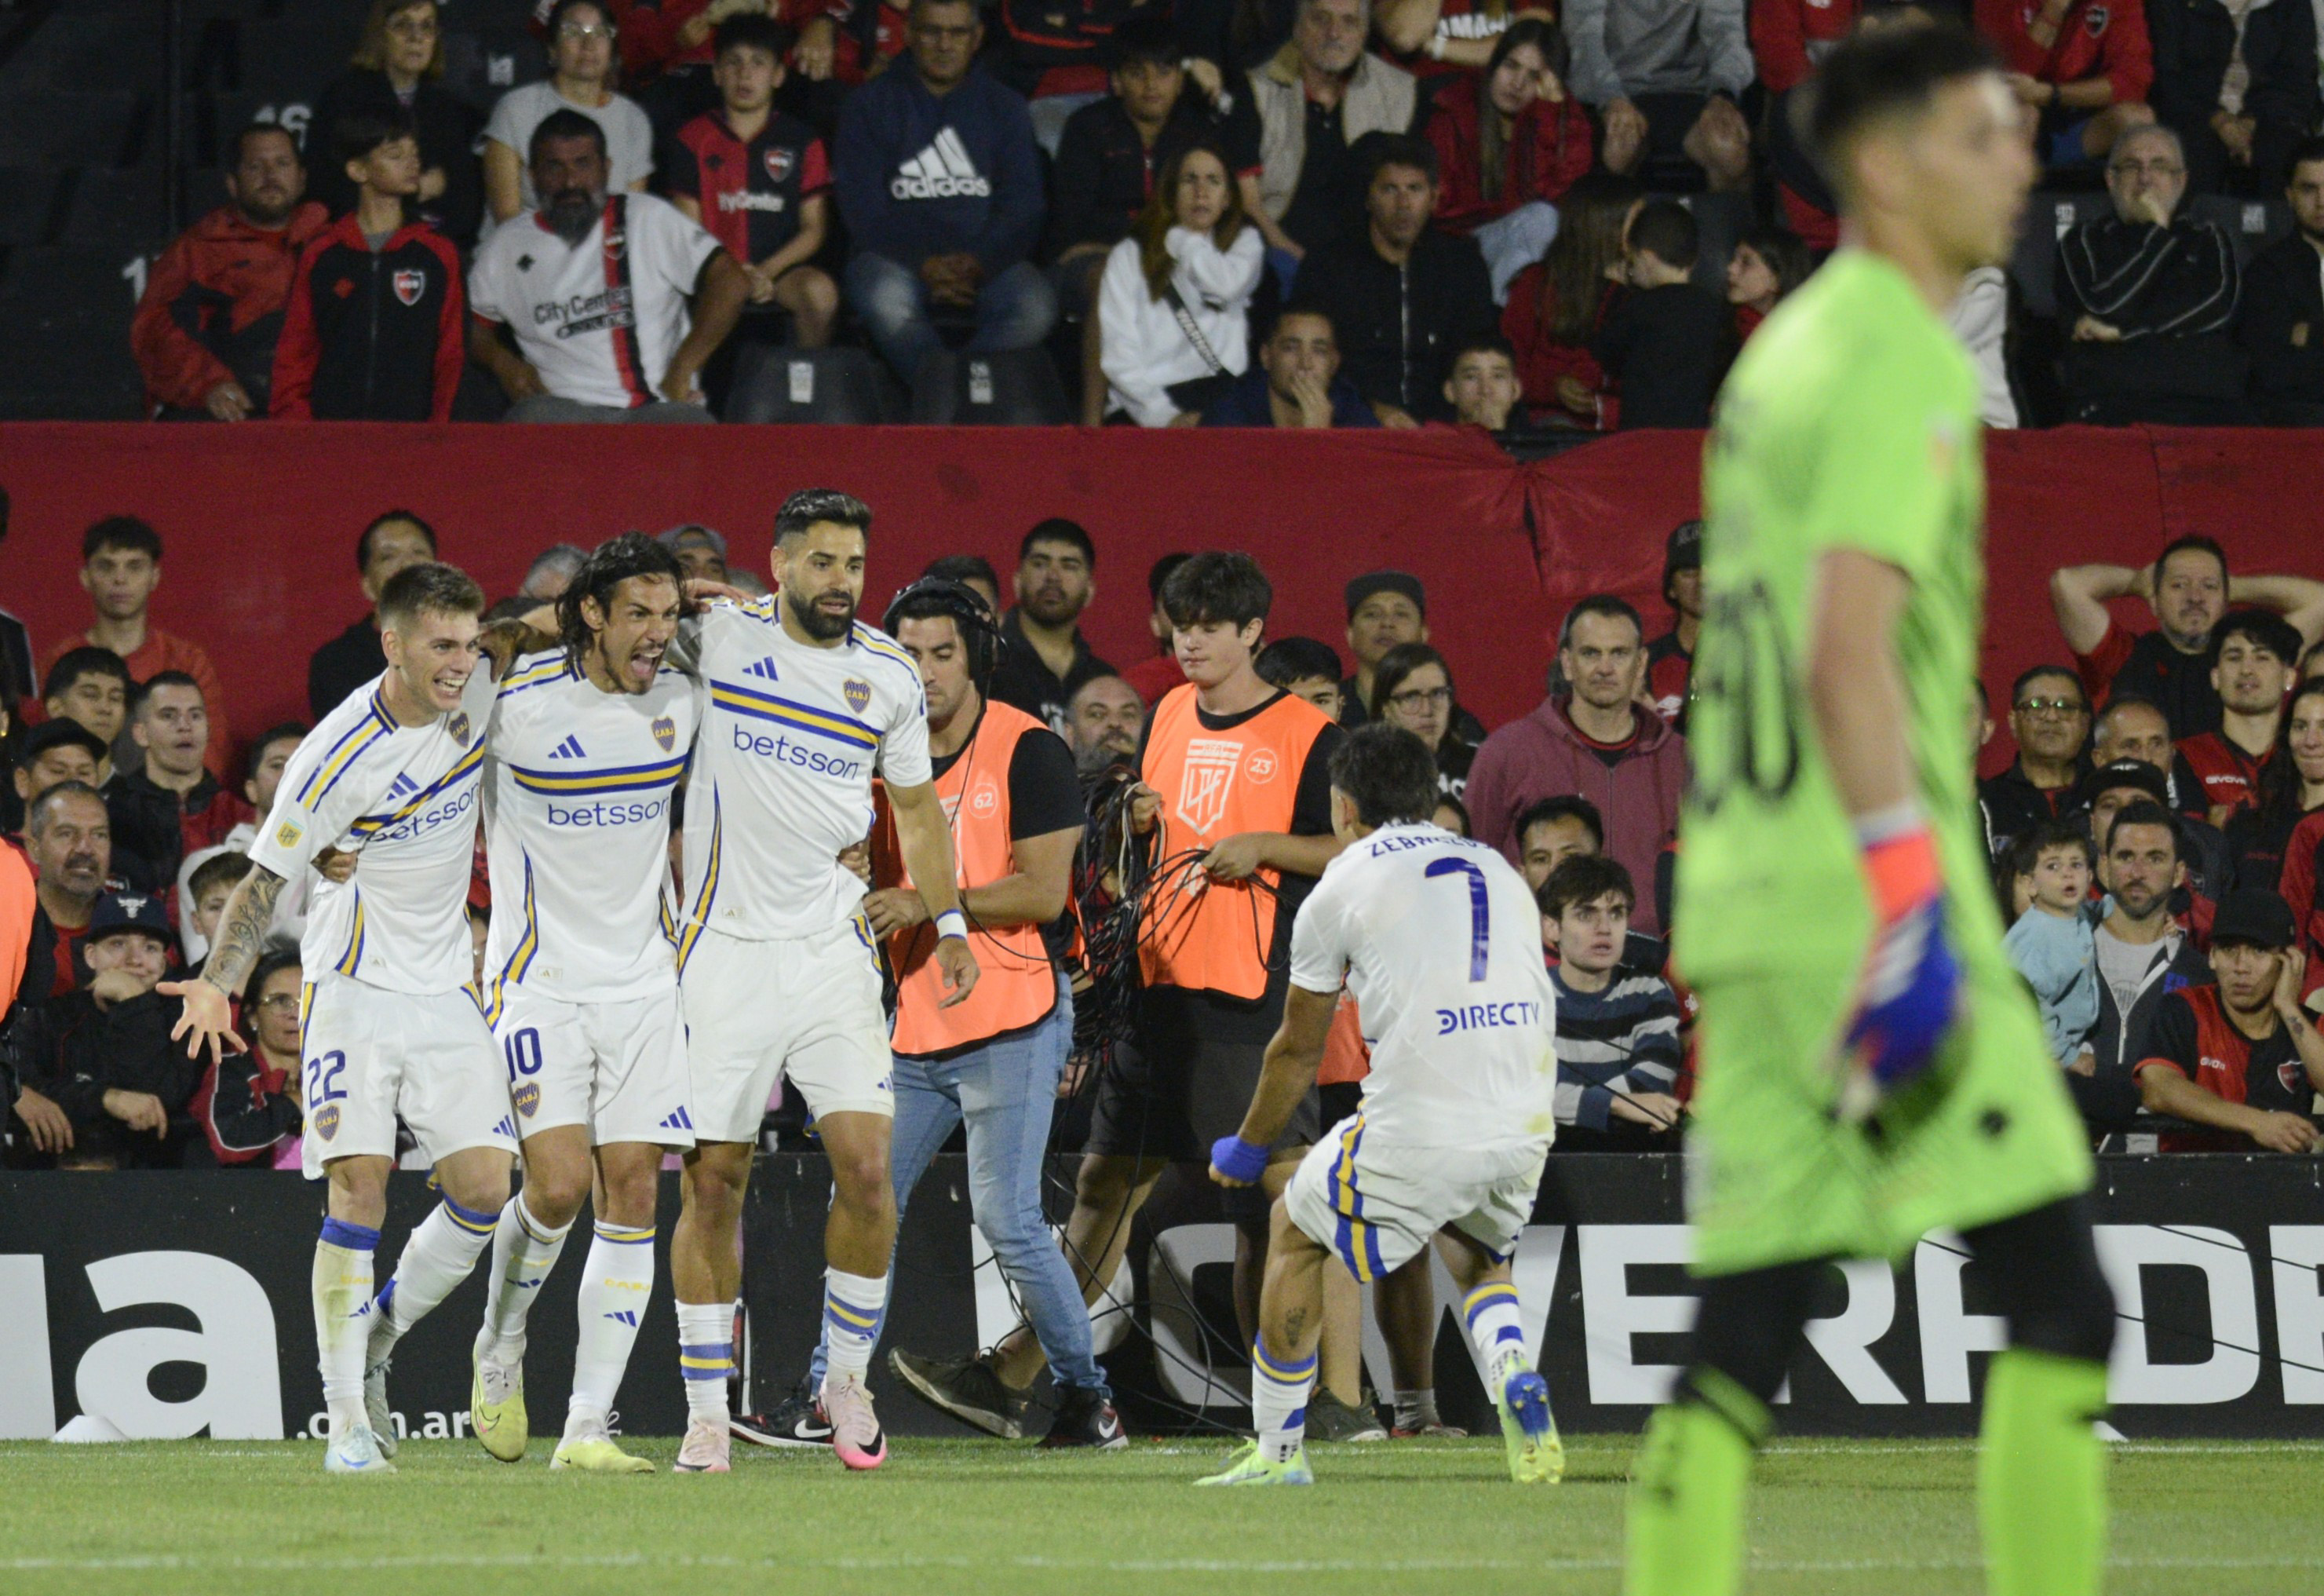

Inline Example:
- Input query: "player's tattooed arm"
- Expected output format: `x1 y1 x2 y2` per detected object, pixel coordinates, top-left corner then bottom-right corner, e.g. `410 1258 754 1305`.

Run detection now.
159 864 286 1065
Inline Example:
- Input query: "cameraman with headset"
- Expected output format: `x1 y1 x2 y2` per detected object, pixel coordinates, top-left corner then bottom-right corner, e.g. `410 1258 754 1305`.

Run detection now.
798 579 1126 1448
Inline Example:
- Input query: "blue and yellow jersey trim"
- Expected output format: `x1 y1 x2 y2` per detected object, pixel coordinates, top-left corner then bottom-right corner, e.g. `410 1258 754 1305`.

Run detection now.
334 888 367 977
849 622 919 681
497 656 575 699
294 697 394 807
707 677 879 751
348 742 485 839
505 753 688 797
1329 1113 1385 1283
481 855 539 1028
673 791 722 977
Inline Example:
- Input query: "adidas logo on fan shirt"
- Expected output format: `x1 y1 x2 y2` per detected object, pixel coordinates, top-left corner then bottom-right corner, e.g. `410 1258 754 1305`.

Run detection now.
891 129 991 200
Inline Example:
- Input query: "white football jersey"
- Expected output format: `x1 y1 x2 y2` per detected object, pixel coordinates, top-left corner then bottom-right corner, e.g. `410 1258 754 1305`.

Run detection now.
467 193 721 411
1289 822 1558 1150
250 667 498 995
480 652 697 1005
666 598 930 946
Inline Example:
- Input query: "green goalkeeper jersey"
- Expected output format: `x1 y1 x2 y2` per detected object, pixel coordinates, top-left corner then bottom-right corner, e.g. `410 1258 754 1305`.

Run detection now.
1675 248 2003 981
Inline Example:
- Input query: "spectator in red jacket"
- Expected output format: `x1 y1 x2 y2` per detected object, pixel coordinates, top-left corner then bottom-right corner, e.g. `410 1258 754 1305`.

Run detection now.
666 16 840 347
1467 593 1688 933
1724 223 1811 345
1748 0 1860 96
37 518 232 781
1423 19 1596 297
1974 0 2155 168
129 122 330 420
272 111 465 421
2176 610 2301 827
1500 172 1640 428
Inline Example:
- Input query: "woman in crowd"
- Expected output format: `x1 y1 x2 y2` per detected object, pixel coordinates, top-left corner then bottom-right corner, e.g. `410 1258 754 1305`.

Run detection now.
1096 143 1267 427
2232 681 2324 890
1423 20 1595 297
1500 173 1641 429
1723 225 1811 344
482 0 655 229
194 952 305 1170
308 0 484 246
1371 641 1475 798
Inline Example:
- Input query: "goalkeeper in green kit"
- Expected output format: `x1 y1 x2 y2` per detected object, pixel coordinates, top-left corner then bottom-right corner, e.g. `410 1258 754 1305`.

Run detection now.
1625 25 2116 1596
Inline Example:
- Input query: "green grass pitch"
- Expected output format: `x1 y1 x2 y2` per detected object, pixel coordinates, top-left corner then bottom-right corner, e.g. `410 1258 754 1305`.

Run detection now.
4 1435 2318 1594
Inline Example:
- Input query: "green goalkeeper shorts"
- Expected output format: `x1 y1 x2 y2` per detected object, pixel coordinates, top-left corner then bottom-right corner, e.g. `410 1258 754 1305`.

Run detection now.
1684 940 2095 1277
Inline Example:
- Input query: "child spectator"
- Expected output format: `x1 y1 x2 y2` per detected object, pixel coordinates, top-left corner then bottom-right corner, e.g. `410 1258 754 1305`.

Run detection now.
1500 173 1641 428
1723 225 1811 345
666 16 840 348
1538 854 1683 1151
1593 198 1730 429
2003 820 2103 1072
1422 20 1596 297
181 852 254 977
272 111 466 421
1096 143 1267 426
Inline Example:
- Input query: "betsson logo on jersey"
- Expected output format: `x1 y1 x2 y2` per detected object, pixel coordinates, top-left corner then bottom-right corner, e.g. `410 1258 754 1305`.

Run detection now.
890 129 991 199
545 794 672 828
730 722 867 780
367 783 479 845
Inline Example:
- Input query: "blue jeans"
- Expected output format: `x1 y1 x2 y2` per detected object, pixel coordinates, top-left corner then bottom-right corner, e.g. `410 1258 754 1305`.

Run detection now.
842 253 1059 381
811 976 1106 1394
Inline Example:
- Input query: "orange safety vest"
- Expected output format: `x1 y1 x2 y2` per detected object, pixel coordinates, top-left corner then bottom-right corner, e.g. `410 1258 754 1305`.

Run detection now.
882 699 1063 1057
1136 684 1331 1002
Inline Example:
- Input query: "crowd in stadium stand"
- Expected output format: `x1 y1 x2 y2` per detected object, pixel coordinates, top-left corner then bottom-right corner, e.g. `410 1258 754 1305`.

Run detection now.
120 0 2324 430
4 506 2322 1169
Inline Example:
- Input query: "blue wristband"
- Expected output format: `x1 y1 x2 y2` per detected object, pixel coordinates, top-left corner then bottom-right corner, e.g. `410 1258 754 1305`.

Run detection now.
1210 1134 1270 1183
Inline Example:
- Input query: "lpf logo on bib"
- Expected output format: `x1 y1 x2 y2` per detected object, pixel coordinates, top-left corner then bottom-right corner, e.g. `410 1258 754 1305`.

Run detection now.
1179 738 1242 835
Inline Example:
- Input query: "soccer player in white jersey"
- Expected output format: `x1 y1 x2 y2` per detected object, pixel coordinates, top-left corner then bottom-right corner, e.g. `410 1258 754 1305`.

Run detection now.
662 488 977 1474
459 533 699 1474
1198 723 1564 1487
166 563 514 1475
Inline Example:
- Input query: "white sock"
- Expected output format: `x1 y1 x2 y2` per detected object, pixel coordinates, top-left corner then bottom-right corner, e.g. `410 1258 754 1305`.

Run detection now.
819 1268 887 1384
1251 1341 1317 1464
474 1193 572 1367
567 1219 656 1436
1393 1388 1440 1431
371 1196 498 1352
313 1218 378 1439
1462 1281 1529 1390
677 1301 734 1423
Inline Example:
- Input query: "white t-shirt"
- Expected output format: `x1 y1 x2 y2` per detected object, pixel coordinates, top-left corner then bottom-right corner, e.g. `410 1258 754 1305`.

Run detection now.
469 192 721 410
1289 822 1559 1150
482 81 655 228
666 599 931 944
481 652 698 1003
250 669 498 995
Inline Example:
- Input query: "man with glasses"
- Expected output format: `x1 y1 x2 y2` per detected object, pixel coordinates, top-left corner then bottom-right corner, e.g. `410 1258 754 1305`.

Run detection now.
1979 667 2092 858
2057 122 2246 423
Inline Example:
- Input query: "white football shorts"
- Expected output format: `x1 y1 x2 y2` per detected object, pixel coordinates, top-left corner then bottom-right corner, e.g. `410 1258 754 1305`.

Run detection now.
297 976 516 1179
489 981 695 1148
1283 1112 1549 1282
679 915 892 1141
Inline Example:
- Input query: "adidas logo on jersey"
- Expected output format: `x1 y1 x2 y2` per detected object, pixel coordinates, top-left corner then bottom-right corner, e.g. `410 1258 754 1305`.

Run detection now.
387 772 421 799
493 1116 516 1138
549 735 586 759
890 130 991 199
742 658 779 681
659 1106 695 1131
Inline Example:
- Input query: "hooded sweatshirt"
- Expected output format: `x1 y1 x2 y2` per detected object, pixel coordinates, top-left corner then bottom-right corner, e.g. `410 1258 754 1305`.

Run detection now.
834 62 1046 272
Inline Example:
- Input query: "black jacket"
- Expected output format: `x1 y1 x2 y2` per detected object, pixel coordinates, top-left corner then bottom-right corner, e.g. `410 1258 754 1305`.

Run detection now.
104 767 238 896
1295 227 1495 419
2237 231 2324 419
988 611 1117 734
1979 758 2088 858
2147 0 2320 142
2057 216 2248 422
1044 93 1254 261
307 70 487 247
309 617 385 721
13 987 198 1167
272 214 465 421
1592 282 1732 430
2077 917 2213 1134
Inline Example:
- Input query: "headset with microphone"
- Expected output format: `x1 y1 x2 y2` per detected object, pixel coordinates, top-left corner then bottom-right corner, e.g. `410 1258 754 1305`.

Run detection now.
881 576 1005 692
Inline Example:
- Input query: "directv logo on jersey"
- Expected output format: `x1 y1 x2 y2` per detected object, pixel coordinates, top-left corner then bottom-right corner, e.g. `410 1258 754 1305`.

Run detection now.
891 130 991 199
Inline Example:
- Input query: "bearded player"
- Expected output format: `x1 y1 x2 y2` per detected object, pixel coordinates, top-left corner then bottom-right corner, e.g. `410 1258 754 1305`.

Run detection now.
462 532 699 1473
1626 27 2115 1596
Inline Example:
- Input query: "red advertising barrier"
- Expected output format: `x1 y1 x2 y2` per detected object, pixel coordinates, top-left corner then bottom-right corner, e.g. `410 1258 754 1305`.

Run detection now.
2 422 2318 777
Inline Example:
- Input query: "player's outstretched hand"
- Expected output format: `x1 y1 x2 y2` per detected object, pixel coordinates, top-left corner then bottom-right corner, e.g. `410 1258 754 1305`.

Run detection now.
1841 826 1961 1112
933 935 980 1008
160 977 246 1065
1209 1134 1268 1189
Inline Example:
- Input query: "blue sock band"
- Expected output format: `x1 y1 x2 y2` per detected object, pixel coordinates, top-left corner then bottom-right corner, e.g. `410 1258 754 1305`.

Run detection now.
319 1218 381 1252
441 1194 498 1234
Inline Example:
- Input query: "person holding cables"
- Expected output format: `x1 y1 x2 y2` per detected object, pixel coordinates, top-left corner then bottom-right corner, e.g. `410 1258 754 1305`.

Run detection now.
775 579 1125 1449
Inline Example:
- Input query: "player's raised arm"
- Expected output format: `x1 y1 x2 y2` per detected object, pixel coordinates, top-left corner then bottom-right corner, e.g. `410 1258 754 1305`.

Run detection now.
159 864 286 1062
1210 983 1337 1187
885 777 980 1006
1808 548 1961 1100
